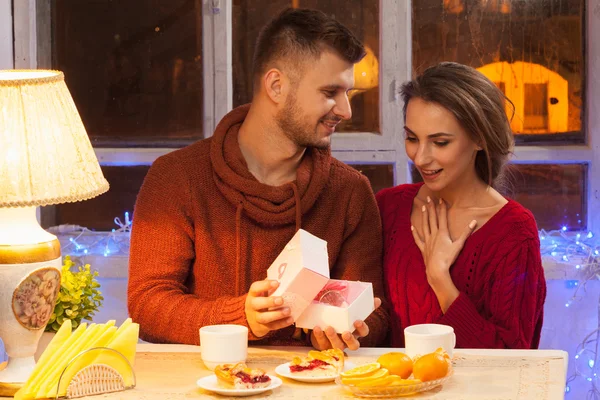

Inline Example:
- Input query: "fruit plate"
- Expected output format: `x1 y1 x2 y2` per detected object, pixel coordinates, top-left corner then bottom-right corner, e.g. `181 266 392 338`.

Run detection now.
335 369 453 398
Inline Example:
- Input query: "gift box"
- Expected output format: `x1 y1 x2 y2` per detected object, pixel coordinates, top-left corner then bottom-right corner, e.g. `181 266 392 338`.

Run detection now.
295 279 374 334
266 229 330 321
266 229 375 334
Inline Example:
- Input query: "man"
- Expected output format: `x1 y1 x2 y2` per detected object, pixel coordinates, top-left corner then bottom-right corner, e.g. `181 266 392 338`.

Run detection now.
128 8 389 350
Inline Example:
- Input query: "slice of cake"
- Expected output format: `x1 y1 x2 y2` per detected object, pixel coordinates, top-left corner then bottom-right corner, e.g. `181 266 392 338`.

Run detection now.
215 363 271 389
289 348 345 376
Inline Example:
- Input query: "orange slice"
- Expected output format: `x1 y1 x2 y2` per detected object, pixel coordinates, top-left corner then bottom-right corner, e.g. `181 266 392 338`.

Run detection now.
388 376 422 386
353 372 396 387
341 367 389 385
340 362 381 378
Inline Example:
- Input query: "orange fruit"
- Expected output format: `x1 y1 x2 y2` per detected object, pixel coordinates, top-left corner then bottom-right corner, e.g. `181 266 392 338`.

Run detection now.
412 348 450 382
377 352 413 379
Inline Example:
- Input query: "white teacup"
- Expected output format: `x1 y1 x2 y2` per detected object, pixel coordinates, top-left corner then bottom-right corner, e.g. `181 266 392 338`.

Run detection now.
199 324 248 370
404 323 456 359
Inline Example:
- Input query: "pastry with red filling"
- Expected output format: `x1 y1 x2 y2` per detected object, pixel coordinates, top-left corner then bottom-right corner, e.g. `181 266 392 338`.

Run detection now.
215 363 271 389
289 348 345 376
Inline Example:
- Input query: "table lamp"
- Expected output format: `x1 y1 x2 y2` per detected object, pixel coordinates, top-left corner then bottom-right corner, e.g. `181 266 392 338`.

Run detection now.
0 70 109 391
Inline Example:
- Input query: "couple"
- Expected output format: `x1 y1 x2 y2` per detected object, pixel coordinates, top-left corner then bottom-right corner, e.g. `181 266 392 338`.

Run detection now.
127 8 546 351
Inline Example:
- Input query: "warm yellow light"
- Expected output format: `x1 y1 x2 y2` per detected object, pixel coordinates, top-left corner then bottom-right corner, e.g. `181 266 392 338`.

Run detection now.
477 61 568 134
0 70 57 80
353 45 379 93
0 70 108 386
0 70 109 208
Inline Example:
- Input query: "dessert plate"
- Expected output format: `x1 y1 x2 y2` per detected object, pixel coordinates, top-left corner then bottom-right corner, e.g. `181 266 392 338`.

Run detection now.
275 361 356 383
196 375 282 397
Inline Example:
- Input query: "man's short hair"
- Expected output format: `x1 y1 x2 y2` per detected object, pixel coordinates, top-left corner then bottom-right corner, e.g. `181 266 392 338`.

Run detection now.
252 8 366 93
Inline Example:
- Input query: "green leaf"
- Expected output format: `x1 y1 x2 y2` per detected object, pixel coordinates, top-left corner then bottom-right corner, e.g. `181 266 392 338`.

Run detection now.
53 256 103 326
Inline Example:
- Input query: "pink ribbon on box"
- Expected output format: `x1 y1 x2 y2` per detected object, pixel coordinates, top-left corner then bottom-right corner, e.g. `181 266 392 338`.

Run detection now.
315 281 349 307
277 263 287 280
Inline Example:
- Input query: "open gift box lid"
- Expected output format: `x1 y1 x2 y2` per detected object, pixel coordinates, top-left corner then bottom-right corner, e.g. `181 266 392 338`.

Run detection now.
266 229 374 334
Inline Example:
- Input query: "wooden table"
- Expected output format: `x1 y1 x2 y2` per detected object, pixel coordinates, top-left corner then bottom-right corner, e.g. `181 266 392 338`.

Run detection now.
114 344 567 399
1 344 568 399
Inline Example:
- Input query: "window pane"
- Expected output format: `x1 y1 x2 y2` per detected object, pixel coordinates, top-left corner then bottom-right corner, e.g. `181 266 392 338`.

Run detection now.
523 84 549 130
509 164 586 231
42 166 150 231
412 0 584 144
410 163 587 231
232 1 380 133
52 0 203 146
349 164 394 194
43 163 394 230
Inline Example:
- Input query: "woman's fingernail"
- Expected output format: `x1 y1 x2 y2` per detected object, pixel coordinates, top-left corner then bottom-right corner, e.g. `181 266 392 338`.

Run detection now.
469 220 477 229
270 281 279 287
422 205 426 212
439 198 443 205
274 297 283 306
282 308 290 315
427 196 431 203
411 225 415 231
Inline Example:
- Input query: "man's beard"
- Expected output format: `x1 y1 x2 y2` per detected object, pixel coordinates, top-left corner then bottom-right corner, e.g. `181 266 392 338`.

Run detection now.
275 94 331 149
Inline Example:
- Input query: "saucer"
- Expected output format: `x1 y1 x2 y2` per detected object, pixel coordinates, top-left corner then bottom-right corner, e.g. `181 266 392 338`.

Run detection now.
275 361 356 383
197 375 282 397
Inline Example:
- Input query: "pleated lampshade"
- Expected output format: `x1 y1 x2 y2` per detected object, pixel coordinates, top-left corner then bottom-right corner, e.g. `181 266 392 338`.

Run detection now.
0 70 109 207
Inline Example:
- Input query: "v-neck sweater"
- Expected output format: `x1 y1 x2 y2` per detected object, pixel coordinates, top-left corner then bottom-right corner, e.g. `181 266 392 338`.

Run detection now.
376 183 546 349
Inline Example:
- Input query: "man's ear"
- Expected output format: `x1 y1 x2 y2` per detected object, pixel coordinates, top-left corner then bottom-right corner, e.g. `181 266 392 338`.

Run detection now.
263 68 283 104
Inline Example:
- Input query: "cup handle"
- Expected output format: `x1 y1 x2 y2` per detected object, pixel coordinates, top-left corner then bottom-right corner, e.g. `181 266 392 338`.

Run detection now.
452 332 456 349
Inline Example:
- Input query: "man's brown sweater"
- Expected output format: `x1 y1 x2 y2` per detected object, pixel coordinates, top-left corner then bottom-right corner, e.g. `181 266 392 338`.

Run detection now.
128 105 389 346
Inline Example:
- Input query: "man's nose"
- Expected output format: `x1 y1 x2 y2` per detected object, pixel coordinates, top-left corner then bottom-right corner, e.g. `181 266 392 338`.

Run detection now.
333 94 352 121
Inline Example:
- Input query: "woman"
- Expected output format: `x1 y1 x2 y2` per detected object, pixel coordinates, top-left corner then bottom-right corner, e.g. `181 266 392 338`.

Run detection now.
377 62 546 349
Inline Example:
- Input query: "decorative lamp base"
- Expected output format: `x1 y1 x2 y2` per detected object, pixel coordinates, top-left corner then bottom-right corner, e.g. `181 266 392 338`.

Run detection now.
0 243 62 385
0 356 35 383
0 381 22 397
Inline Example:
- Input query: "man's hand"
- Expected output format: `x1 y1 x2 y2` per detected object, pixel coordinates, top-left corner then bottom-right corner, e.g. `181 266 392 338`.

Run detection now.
245 280 294 338
310 297 382 350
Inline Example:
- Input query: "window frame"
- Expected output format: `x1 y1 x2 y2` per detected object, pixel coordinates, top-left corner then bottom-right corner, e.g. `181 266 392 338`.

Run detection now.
11 0 599 232
0 0 12 69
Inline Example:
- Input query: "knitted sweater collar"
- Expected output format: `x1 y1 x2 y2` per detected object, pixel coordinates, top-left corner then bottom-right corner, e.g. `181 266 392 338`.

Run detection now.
210 104 332 227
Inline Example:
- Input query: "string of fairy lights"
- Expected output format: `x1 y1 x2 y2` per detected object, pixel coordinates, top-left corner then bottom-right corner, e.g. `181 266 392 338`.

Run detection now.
49 215 600 395
540 227 600 398
49 212 132 257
